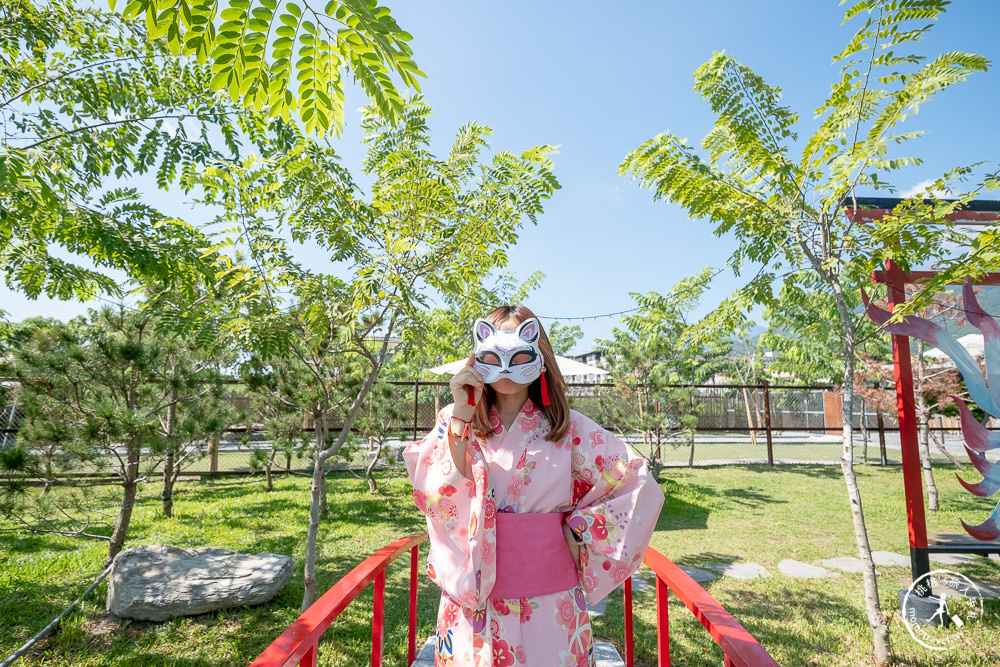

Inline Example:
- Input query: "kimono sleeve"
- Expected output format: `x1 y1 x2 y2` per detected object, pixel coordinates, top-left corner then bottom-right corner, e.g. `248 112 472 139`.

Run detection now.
563 412 665 604
402 404 497 609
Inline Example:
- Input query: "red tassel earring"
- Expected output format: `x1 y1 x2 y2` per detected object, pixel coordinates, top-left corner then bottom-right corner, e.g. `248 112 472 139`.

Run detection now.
540 369 551 406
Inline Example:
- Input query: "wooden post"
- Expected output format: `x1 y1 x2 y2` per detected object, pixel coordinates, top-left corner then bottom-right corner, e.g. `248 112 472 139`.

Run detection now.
763 381 774 466
877 409 888 465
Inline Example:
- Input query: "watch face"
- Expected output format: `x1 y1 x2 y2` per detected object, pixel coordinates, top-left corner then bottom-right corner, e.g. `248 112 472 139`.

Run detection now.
472 318 544 385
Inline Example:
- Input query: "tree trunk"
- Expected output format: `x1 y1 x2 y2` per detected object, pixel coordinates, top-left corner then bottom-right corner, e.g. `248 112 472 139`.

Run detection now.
162 448 175 518
317 410 329 519
638 389 648 449
834 294 893 665
265 448 276 492
106 443 140 567
687 389 696 468
929 430 964 468
365 440 383 493
301 454 326 611
742 386 758 446
42 453 53 494
860 399 869 465
752 386 764 435
914 341 938 511
209 432 220 473
161 384 178 518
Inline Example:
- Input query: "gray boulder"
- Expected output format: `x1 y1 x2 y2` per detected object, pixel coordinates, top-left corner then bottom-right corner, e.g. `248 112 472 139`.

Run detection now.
107 545 294 621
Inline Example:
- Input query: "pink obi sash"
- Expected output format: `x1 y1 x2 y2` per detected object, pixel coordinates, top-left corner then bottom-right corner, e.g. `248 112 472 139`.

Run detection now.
490 511 579 599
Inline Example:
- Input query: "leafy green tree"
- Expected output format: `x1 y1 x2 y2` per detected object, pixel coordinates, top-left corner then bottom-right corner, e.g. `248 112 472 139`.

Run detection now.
384 270 546 381
0 306 227 565
245 379 312 492
2 0 423 306
546 321 584 356
188 98 559 608
761 271 891 383
597 268 728 476
620 3 992 662
351 379 404 493
1 0 234 302
723 324 769 445
132 0 422 134
152 310 234 518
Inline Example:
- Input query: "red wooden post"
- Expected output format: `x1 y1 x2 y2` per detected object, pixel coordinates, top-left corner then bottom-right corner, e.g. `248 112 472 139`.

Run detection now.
885 261 930 581
371 570 386 667
408 543 419 666
656 576 670 667
301 643 318 667
624 577 634 667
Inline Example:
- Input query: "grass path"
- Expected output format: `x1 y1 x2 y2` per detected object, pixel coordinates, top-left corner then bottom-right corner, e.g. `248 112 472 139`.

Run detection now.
1 464 999 665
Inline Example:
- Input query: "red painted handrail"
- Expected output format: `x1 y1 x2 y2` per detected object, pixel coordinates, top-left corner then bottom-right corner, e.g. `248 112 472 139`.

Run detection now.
250 532 427 667
252 534 779 667
624 547 781 666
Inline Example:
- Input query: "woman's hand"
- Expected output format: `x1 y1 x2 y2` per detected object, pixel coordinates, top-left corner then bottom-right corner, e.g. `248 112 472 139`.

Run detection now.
562 522 582 569
449 354 484 418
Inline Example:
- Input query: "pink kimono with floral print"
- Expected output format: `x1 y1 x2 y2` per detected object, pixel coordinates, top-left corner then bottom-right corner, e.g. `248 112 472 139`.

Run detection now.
403 398 664 667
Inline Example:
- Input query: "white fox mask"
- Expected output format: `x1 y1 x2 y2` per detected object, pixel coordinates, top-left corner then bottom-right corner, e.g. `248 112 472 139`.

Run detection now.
471 318 545 385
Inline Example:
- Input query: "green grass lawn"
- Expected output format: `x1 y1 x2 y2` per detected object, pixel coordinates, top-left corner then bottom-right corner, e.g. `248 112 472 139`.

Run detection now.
2 464 999 666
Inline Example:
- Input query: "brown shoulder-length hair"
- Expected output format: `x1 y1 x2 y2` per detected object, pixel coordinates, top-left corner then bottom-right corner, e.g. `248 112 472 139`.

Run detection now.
471 305 570 442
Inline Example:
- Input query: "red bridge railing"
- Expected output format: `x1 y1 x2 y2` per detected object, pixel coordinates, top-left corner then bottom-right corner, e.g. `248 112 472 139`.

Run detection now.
251 533 780 667
623 548 781 667
250 532 427 667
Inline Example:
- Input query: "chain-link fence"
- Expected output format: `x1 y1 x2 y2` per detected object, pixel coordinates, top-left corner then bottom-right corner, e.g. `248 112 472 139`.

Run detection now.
0 380 986 480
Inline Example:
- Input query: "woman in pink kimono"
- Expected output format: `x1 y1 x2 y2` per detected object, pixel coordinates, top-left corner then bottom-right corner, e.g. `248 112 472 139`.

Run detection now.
404 305 664 667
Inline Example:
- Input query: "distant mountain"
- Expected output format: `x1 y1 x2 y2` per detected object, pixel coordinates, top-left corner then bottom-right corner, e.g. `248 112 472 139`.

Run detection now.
730 322 766 355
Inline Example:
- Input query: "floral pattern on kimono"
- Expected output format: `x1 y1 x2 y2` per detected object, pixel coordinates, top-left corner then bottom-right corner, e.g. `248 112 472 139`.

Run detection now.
404 398 664 667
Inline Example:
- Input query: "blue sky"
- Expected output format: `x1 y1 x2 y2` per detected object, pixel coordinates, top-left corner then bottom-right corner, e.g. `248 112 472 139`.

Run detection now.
4 0 1000 353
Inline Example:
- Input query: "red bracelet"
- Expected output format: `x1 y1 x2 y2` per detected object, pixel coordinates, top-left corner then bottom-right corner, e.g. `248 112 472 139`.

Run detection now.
450 415 471 440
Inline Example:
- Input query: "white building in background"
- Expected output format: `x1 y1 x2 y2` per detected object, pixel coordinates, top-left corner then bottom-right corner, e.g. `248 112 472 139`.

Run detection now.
567 350 610 385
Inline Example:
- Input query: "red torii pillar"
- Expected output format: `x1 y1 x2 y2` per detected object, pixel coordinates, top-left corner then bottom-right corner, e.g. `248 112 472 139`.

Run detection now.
849 197 1000 582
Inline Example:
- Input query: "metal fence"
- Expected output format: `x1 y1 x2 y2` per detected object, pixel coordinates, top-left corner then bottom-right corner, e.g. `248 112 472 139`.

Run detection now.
0 380 983 479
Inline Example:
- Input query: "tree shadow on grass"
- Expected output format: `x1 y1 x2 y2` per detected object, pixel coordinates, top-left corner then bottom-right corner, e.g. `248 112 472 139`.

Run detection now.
0 530 84 556
656 476 789 532
0 577 78 652
668 551 746 572
739 463 847 480
656 478 713 532
720 486 787 512
721 581 872 664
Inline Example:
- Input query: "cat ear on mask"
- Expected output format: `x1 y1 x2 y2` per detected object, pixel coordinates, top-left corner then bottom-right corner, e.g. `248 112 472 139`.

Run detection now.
473 319 496 345
517 318 540 344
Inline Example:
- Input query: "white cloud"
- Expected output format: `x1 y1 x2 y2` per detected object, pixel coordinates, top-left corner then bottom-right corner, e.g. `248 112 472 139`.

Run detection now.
900 179 952 199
